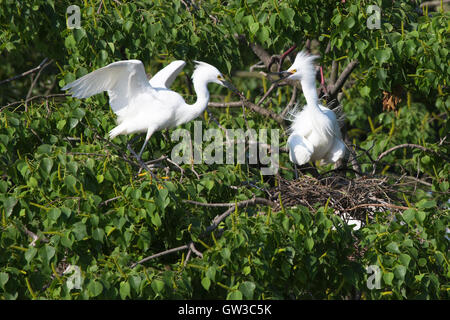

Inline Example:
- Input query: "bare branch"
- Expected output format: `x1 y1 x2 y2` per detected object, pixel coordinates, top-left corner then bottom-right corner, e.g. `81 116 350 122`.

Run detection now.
328 60 359 99
0 93 69 112
420 0 450 8
0 58 49 85
26 59 53 101
130 244 189 268
372 143 448 174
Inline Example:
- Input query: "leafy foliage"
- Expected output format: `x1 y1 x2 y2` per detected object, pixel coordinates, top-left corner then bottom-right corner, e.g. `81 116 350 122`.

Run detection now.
0 0 448 300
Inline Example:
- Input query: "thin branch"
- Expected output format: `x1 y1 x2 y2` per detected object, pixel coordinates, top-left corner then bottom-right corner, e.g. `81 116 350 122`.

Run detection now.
329 60 339 87
280 86 298 119
420 0 450 8
0 93 69 112
208 101 244 108
130 244 189 268
328 60 359 99
0 58 49 85
26 59 53 101
257 83 278 106
372 143 448 174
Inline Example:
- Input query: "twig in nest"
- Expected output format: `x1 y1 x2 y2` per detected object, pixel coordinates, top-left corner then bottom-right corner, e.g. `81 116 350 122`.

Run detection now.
347 203 409 212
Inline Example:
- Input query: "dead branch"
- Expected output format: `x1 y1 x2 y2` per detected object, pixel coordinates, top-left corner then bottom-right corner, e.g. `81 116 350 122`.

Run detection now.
131 196 276 268
420 0 450 8
372 143 448 174
347 203 409 212
328 60 359 100
26 59 53 101
0 58 49 85
130 244 190 268
0 93 69 112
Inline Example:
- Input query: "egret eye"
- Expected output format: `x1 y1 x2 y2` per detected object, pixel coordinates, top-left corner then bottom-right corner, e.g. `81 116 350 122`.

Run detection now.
217 75 223 80
291 69 297 74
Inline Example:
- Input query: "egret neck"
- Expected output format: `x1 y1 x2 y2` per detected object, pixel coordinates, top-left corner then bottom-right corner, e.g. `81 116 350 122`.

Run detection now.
177 75 210 125
300 77 320 112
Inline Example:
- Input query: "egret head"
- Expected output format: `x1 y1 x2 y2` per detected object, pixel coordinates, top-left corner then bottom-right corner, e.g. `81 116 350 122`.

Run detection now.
192 61 237 92
276 51 319 82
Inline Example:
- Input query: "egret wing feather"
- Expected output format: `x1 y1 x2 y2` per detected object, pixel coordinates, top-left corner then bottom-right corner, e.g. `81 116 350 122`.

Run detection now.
62 60 153 115
149 60 186 89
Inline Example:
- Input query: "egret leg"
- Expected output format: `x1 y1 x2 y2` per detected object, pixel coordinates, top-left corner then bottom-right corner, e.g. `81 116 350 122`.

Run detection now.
294 163 299 180
138 138 150 160
127 133 158 181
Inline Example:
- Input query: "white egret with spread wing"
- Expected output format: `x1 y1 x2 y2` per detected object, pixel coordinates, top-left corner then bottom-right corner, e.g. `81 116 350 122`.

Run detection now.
62 59 235 161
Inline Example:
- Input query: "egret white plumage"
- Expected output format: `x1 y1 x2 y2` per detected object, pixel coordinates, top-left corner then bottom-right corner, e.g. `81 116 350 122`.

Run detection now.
277 51 346 167
62 59 235 160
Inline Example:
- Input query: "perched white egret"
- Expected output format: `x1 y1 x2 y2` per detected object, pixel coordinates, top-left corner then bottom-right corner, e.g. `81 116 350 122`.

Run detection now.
278 51 346 166
62 59 235 159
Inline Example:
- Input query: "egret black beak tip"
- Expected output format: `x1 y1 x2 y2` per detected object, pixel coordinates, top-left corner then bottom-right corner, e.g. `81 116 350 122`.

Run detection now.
222 80 241 96
269 71 292 84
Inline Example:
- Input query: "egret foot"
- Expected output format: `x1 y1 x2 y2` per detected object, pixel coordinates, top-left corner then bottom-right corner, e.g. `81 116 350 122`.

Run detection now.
127 135 159 181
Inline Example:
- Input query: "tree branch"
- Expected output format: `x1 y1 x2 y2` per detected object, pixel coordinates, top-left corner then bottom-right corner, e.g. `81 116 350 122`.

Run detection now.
328 60 358 99
0 58 49 85
372 143 448 174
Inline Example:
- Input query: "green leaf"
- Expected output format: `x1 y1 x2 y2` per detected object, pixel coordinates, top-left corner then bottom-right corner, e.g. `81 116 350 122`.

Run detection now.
64 35 76 49
305 237 314 251
239 281 256 299
201 277 211 291
402 209 416 224
280 7 295 23
48 208 61 221
359 86 371 97
221 248 231 261
206 266 216 282
4 197 18 217
386 241 400 254
150 212 162 228
249 22 259 35
37 144 52 154
416 199 436 209
394 265 406 281
151 279 164 293
374 48 391 65
88 280 103 297
344 16 355 30
226 290 243 300
40 158 54 175
0 272 9 289
25 247 37 263
383 272 394 286
399 254 411 267
92 228 105 242
39 245 55 263
416 211 426 223
120 281 131 299
156 188 170 210
64 175 77 189
418 258 427 267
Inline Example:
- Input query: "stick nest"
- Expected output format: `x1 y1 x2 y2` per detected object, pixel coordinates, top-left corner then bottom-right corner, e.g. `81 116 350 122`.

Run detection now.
269 173 413 222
